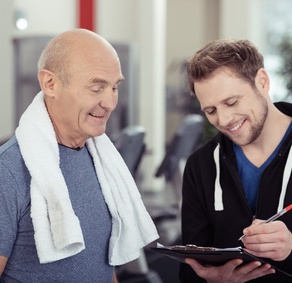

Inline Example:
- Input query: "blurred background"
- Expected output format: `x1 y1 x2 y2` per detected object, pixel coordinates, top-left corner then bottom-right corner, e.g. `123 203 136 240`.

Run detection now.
1 0 292 282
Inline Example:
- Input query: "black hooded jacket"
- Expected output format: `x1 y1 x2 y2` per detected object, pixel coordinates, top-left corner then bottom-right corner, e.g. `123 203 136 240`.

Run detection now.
179 102 292 282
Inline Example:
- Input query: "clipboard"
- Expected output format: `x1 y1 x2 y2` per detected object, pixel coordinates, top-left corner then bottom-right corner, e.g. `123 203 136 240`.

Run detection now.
151 244 292 279
150 244 265 266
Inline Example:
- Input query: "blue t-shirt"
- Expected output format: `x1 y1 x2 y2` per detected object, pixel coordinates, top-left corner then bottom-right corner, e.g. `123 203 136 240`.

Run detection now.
0 137 113 282
234 122 292 214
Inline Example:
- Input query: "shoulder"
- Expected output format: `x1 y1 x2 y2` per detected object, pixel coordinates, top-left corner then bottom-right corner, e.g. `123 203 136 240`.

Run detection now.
275 101 292 116
0 136 26 169
0 136 30 195
0 136 21 160
187 134 220 163
185 132 235 177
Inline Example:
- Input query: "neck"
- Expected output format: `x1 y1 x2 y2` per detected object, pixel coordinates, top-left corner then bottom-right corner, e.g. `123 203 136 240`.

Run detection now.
55 132 85 149
51 119 85 149
58 143 83 151
241 110 292 167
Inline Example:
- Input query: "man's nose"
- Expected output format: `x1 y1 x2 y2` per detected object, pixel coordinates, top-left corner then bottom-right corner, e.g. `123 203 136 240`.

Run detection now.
99 89 118 111
216 109 233 127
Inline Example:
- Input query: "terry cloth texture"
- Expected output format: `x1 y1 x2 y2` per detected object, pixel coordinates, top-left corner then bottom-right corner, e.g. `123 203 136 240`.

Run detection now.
15 91 159 265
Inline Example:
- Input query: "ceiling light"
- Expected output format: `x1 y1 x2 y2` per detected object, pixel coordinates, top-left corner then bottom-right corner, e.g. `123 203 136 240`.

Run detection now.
15 10 28 30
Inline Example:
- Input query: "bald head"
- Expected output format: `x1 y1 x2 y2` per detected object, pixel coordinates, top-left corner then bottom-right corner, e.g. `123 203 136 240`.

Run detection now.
37 29 124 146
38 29 119 85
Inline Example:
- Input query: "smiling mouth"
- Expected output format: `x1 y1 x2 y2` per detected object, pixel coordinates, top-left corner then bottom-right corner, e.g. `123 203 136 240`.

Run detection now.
89 113 103 118
228 120 244 132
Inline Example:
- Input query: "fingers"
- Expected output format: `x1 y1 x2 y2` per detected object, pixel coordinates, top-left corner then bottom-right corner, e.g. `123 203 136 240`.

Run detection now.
184 258 274 283
243 221 274 237
243 220 287 238
242 221 292 260
185 258 243 272
184 258 203 271
251 219 265 225
238 262 275 280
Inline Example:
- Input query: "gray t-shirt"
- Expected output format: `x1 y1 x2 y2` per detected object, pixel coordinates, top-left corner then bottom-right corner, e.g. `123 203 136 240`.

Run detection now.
0 137 113 282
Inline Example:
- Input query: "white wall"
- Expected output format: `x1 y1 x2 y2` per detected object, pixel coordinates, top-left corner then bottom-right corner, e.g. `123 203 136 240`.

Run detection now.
0 0 14 141
219 0 264 49
13 0 76 37
136 0 167 190
166 0 207 68
0 0 76 141
98 0 138 42
97 0 167 190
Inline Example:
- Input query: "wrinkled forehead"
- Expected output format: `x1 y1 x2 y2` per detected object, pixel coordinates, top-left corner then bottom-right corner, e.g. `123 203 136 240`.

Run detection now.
69 44 123 78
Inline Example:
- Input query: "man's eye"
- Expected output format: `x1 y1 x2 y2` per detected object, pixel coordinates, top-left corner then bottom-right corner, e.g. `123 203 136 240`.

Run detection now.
227 99 238 106
205 109 216 115
91 87 103 93
112 84 120 95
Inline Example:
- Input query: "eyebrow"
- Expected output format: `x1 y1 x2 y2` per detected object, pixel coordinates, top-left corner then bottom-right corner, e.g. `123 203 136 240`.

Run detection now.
90 77 125 85
201 95 240 112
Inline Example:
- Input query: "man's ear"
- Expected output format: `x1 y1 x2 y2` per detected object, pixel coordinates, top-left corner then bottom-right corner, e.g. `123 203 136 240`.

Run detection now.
38 70 58 97
255 68 270 94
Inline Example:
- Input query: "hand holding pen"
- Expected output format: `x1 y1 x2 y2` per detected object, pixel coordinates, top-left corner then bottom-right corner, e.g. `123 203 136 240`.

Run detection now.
239 204 292 241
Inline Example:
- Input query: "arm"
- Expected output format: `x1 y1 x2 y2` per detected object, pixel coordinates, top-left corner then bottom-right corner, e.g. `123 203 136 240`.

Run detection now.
0 255 8 276
186 219 292 282
180 155 276 283
0 162 25 278
112 271 118 283
180 155 227 283
184 219 291 283
179 158 212 283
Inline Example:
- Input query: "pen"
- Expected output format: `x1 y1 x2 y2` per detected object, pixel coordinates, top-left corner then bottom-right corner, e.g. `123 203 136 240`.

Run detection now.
238 204 292 241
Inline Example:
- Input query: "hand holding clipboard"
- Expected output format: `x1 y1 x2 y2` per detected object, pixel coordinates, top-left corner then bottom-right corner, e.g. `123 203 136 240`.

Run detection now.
151 204 292 280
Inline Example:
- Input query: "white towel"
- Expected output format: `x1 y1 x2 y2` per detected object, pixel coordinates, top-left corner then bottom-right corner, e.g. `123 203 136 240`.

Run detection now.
15 91 159 265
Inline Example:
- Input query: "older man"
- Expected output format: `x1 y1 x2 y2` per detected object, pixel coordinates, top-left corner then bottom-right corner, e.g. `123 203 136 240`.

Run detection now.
0 29 158 282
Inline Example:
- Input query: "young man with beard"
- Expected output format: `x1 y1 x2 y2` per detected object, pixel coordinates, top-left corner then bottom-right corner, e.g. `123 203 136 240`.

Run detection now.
180 39 292 282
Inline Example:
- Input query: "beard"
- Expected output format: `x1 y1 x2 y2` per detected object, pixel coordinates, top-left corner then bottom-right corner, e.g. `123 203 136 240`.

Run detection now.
225 93 269 147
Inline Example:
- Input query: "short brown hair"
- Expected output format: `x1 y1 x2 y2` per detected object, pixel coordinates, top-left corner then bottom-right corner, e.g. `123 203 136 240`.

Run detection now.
187 39 264 95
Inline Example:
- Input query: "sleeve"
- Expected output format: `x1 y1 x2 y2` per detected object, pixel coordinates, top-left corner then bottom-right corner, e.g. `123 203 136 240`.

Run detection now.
179 156 211 283
0 163 20 257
